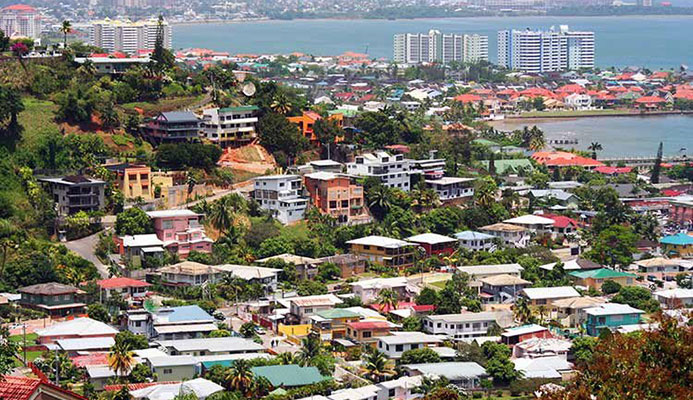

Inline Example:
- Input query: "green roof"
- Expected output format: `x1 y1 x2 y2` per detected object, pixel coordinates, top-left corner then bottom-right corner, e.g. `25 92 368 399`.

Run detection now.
473 139 499 147
315 309 359 319
660 233 693 246
329 109 359 117
569 268 636 279
251 365 329 387
219 105 259 113
480 159 534 175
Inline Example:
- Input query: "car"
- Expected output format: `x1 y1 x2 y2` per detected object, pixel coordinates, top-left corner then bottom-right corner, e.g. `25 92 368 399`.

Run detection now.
255 326 266 334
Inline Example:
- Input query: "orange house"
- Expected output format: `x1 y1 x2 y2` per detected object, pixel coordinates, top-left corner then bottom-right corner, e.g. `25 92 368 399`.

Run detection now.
288 111 343 143
303 172 371 225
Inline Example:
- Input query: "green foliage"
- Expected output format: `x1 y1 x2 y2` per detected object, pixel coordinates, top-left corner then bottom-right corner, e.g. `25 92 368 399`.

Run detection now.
87 303 110 323
0 326 18 375
155 143 222 171
257 112 309 165
115 330 149 350
115 207 153 236
611 286 660 313
402 315 423 332
297 280 328 296
399 347 442 365
571 336 598 366
416 287 440 305
586 225 637 268
601 279 622 295
317 262 340 282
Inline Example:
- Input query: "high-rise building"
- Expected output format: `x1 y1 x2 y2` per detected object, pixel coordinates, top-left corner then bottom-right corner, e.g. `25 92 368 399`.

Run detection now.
393 30 488 65
497 26 595 73
0 4 42 39
89 18 172 54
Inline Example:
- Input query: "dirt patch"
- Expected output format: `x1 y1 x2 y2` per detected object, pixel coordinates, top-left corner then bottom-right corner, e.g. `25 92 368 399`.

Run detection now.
217 144 277 174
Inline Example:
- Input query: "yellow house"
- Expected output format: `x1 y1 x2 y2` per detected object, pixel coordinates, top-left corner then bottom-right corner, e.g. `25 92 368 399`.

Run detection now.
569 268 636 291
346 235 415 270
105 163 153 200
660 233 693 258
310 309 360 340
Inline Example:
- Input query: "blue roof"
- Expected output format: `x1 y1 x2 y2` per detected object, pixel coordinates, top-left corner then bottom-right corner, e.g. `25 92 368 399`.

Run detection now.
660 233 693 246
454 231 495 240
250 365 329 387
166 305 214 322
160 111 199 123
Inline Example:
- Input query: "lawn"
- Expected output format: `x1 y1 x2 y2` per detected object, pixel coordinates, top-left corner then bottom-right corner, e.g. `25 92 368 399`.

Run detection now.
17 97 61 150
13 350 44 367
428 280 447 290
9 333 38 345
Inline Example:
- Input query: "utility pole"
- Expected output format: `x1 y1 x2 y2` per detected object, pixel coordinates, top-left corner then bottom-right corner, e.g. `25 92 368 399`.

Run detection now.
22 323 26 366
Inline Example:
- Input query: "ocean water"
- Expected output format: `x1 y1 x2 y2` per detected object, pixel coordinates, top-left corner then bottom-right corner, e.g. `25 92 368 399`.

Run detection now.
493 115 693 157
173 16 693 69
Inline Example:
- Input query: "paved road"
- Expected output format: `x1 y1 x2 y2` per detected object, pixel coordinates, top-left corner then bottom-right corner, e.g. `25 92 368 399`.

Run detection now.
64 231 109 278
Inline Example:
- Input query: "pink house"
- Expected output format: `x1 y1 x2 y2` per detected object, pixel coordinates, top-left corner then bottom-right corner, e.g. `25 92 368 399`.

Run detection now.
146 209 213 258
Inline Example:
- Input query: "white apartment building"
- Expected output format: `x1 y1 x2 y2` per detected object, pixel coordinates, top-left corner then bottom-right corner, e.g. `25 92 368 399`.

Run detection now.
346 152 413 192
394 30 488 65
252 175 308 224
498 26 594 73
201 106 259 148
377 332 443 359
89 18 172 54
0 4 41 39
423 311 513 339
425 177 475 202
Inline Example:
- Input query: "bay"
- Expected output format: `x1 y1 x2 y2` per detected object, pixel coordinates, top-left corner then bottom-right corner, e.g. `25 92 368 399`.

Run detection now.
173 16 693 69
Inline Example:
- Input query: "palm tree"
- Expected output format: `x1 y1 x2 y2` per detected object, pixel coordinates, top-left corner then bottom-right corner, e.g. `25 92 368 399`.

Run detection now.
60 20 72 49
529 133 546 151
375 288 399 312
367 185 392 220
108 342 134 382
277 352 295 365
270 92 292 114
536 304 548 325
513 297 533 324
588 142 603 160
296 333 323 366
360 351 395 383
225 359 254 394
209 194 248 238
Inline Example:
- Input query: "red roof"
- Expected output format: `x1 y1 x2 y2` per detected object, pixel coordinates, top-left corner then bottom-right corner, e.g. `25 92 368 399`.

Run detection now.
543 214 579 229
412 304 436 312
2 4 36 12
347 321 391 330
556 84 585 94
531 151 604 168
454 94 482 103
635 96 666 104
594 166 633 175
0 376 86 400
519 87 555 98
607 86 628 93
96 277 150 289
649 71 669 79
673 90 693 100
71 352 109 367
662 189 683 197
385 144 410 154
103 382 181 392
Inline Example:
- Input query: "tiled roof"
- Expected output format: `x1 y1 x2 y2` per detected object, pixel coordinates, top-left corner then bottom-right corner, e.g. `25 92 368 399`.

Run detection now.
19 282 80 295
97 277 150 289
0 376 87 400
347 321 391 330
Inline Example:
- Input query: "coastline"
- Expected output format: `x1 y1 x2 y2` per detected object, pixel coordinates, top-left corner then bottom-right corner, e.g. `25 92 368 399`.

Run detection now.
494 110 693 124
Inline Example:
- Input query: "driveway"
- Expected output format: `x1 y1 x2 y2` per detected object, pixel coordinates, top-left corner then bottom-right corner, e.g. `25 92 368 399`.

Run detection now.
64 231 109 278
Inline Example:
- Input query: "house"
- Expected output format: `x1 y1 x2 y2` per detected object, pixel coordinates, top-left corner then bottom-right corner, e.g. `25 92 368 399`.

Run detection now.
317 254 367 278
346 235 415 270
141 111 200 144
403 362 487 390
552 296 606 328
654 288 693 308
251 365 330 388
513 356 573 380
454 231 497 252
105 163 153 199
95 277 150 301
288 111 343 144
424 177 475 203
584 303 644 336
345 152 414 192
146 210 213 258
311 309 361 340
405 233 458 257
116 234 165 262
35 317 118 345
38 175 106 216
212 264 280 291
154 337 265 356
57 337 115 356
501 324 551 345
512 337 572 359
531 151 604 170
527 190 579 209
423 311 513 339
480 159 534 175
479 223 529 248
85 365 126 390
564 93 592 109
346 320 392 346
480 275 532 303
288 294 343 324
539 257 602 272
504 215 555 234
543 214 580 235
158 261 221 286
293 159 344 175
519 286 581 306
0 375 87 400
252 175 308 224
350 277 410 304
201 106 259 148
660 233 693 258
149 305 218 340
377 332 443 359
635 257 684 274
256 253 320 280
130 379 223 400
145 355 197 381
321 376 422 400
303 172 371 225
569 268 636 291
457 264 524 280
74 56 151 74
669 199 693 225
18 282 86 318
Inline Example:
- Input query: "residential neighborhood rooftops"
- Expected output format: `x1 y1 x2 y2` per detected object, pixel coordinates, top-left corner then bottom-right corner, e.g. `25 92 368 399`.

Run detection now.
425 311 513 325
405 233 457 245
289 294 343 307
635 257 682 268
158 261 218 276
584 303 645 316
152 305 214 324
155 337 264 353
121 234 164 248
96 277 150 289
501 324 548 338
458 264 524 276
57 337 115 351
315 309 360 319
350 276 408 289
130 379 223 400
654 288 693 299
251 365 329 387
481 274 531 286
378 332 442 345
569 268 636 279
19 282 82 295
504 215 556 225
454 231 496 241
0 376 86 400
147 355 198 367
36 317 118 338
347 321 391 330
660 233 693 245
520 286 580 300
346 235 413 248
480 223 527 232
404 362 487 380
146 209 200 219
255 253 319 265
551 296 606 309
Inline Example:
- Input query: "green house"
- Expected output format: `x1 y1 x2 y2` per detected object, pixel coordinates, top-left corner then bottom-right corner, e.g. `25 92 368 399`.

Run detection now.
18 282 85 317
250 365 330 388
584 303 644 336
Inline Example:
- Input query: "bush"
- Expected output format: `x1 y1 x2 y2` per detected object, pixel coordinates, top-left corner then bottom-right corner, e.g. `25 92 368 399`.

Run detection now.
472 392 483 399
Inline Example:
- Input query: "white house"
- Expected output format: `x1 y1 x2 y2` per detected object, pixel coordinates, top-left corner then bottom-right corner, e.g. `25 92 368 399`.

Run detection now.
519 286 581 306
564 93 592 109
252 175 308 224
654 288 693 308
350 277 410 304
479 223 530 248
457 264 524 280
377 332 443 359
154 337 265 356
288 294 343 324
504 215 555 234
454 231 497 252
403 362 487 390
346 152 414 192
424 177 475 202
423 311 513 339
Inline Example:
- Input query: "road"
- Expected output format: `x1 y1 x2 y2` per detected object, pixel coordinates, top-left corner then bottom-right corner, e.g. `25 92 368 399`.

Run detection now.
63 231 109 278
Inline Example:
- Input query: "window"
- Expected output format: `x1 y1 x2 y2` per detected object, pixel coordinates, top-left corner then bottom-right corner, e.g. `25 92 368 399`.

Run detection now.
395 344 404 352
411 344 419 349
388 389 396 397
304 308 313 314
363 331 371 338
163 368 173 374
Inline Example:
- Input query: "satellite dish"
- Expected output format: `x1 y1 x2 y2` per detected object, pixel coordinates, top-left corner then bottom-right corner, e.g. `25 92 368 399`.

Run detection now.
242 82 256 97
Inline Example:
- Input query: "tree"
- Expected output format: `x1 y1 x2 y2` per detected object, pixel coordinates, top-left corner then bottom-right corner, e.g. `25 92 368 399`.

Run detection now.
296 332 323 366
611 286 660 312
513 296 534 324
108 341 135 381
0 29 9 52
150 15 174 71
129 363 153 383
601 279 622 295
60 20 72 49
402 315 423 332
375 288 399 312
588 142 603 160
239 322 257 338
0 219 25 277
270 91 293 115
0 326 18 375
651 141 663 184
474 176 497 209
481 342 521 386
11 42 29 71
586 225 637 268
114 207 153 236
400 347 442 365
257 112 309 164
416 287 440 306
115 330 149 350
87 303 110 323
317 262 340 282
360 350 395 383
0 85 25 133
313 117 342 159
225 358 254 394
570 336 598 366
209 194 248 239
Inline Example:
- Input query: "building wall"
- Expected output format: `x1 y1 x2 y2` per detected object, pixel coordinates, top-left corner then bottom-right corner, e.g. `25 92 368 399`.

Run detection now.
349 244 414 269
151 364 195 381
